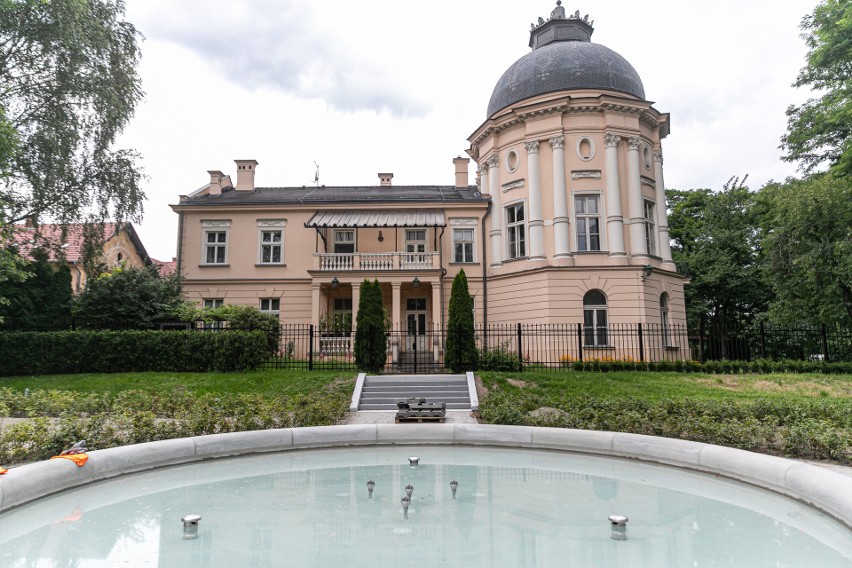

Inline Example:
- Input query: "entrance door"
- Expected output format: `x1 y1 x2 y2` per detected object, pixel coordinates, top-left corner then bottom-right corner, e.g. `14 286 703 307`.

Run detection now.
405 298 428 352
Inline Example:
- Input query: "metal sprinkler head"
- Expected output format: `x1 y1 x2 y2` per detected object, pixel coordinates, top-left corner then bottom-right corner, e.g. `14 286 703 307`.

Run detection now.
408 456 420 468
450 480 459 499
405 484 414 498
181 514 202 540
367 480 375 498
608 514 628 541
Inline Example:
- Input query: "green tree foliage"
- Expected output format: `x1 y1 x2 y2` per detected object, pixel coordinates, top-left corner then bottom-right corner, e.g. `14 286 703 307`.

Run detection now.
354 279 386 373
73 265 188 329
198 304 282 355
758 173 852 326
781 0 852 177
445 269 477 372
666 179 772 332
0 247 71 330
0 0 145 227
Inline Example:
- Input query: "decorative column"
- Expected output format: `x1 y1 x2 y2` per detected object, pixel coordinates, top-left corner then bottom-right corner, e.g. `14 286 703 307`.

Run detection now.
431 283 441 363
311 283 321 330
488 154 502 267
627 137 647 257
550 136 572 260
351 281 361 331
654 150 674 266
391 281 401 363
604 133 626 257
525 140 545 261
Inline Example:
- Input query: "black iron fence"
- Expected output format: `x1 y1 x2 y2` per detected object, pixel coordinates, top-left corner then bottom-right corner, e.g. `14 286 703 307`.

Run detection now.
260 322 852 372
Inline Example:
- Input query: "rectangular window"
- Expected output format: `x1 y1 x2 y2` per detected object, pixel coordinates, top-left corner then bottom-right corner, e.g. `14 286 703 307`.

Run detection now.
405 229 427 253
204 231 228 264
575 195 601 252
506 203 526 259
203 298 223 309
453 228 475 263
644 200 656 256
334 230 355 254
259 230 283 264
259 298 280 315
583 307 608 346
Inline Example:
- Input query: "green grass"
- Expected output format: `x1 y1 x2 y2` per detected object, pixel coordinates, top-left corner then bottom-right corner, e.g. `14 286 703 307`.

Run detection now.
0 369 356 397
478 370 852 401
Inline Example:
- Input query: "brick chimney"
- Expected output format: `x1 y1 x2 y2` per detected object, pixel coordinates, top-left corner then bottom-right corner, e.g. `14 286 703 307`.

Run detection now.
208 170 225 195
453 156 470 188
235 159 258 191
378 173 394 187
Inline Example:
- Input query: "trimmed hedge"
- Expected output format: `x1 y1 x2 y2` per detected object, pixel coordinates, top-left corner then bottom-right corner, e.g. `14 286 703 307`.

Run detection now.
0 330 269 375
562 358 852 375
479 391 852 463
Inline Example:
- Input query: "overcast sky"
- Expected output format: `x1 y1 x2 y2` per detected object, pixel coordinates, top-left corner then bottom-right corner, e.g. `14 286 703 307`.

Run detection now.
119 0 819 260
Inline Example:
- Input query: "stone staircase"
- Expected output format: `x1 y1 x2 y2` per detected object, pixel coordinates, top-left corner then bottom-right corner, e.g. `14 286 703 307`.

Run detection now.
355 374 472 411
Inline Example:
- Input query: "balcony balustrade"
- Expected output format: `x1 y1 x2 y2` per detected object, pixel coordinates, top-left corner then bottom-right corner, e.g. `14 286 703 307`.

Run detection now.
315 252 437 272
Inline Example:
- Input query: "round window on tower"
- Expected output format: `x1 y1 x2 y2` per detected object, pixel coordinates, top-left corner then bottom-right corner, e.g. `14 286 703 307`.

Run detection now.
505 149 520 173
577 137 596 161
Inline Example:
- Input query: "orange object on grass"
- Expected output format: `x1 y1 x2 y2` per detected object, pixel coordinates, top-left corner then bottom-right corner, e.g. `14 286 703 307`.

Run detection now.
50 453 89 467
0 466 7 475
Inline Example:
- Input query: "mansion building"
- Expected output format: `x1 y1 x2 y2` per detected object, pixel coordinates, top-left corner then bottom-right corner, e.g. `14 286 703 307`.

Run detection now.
171 3 687 354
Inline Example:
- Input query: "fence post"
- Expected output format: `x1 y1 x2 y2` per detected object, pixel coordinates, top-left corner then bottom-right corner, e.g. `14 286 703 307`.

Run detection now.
759 322 767 359
698 318 706 363
577 323 583 362
637 323 644 363
517 323 523 373
821 324 830 362
308 324 314 371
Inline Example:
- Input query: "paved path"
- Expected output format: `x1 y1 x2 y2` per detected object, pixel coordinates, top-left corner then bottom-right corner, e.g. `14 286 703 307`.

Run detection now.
341 410 479 425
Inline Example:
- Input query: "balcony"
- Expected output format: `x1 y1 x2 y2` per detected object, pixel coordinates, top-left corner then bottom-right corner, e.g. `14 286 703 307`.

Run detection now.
315 252 438 272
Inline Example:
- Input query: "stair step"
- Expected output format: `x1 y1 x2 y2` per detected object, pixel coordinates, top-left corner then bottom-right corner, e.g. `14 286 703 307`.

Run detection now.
359 403 471 411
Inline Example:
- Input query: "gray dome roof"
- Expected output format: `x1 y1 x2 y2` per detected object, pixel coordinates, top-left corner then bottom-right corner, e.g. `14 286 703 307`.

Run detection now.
487 36 645 118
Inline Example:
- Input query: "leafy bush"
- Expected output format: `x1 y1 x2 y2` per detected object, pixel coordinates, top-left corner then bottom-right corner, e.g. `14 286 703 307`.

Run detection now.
354 279 386 373
445 270 478 372
199 305 282 355
478 342 521 371
0 330 269 375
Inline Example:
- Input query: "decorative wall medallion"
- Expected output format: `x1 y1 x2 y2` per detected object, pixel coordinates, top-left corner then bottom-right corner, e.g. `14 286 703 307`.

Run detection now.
571 170 602 180
257 219 286 228
576 136 596 161
506 149 520 173
642 146 652 170
502 179 525 192
450 218 478 226
201 220 231 227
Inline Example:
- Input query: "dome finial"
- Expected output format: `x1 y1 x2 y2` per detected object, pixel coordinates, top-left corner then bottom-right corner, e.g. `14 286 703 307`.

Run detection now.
551 1 566 19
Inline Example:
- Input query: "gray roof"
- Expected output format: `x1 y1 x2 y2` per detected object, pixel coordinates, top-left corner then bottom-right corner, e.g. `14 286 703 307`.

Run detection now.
487 35 645 117
306 210 446 228
182 185 482 206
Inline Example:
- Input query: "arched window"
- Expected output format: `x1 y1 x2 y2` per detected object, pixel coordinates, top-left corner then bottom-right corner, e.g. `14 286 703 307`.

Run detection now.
660 293 671 346
583 290 608 346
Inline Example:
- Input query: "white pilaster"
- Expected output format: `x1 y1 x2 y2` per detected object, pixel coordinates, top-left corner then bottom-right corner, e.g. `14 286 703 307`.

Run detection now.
525 140 545 261
351 281 361 331
627 137 647 258
488 154 502 267
431 283 441 363
311 284 321 330
654 150 674 267
604 133 626 257
391 281 401 362
550 135 572 260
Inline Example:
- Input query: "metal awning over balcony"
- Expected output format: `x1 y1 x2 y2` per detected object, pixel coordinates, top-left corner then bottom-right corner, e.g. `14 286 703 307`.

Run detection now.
305 210 446 228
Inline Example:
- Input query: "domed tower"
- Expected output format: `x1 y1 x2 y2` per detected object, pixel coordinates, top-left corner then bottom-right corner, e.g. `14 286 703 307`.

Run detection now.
468 2 684 327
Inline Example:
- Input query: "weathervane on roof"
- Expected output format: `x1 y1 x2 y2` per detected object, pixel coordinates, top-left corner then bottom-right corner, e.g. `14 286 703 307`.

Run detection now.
313 161 320 187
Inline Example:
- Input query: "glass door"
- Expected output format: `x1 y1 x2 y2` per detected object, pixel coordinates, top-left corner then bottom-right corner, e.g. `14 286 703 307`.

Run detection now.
405 298 428 352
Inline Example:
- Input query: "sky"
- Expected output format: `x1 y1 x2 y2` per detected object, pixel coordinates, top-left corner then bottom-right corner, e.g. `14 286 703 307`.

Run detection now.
119 0 819 261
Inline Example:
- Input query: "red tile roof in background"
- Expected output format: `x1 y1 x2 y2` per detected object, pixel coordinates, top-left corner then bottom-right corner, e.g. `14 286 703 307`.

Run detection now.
10 223 151 265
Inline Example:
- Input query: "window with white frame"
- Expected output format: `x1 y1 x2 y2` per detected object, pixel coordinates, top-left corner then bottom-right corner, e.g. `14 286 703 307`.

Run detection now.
506 202 526 259
583 290 608 347
202 225 229 264
644 200 657 256
575 195 601 252
660 293 671 347
260 298 280 316
258 220 285 264
453 228 475 263
334 230 355 254
203 298 223 309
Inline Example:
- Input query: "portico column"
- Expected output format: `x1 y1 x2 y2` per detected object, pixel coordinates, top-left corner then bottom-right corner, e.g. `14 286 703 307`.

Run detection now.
654 150 674 266
627 137 647 257
525 140 545 261
311 283 321 330
431 283 441 363
487 154 502 266
550 135 571 260
351 281 361 331
391 281 401 363
604 133 626 256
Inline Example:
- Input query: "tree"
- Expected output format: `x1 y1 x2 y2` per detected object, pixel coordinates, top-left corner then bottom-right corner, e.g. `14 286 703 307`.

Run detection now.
666 179 772 335
199 304 282 355
0 247 71 330
757 173 852 326
0 0 145 228
781 0 852 177
445 269 477 372
354 279 386 373
73 265 188 329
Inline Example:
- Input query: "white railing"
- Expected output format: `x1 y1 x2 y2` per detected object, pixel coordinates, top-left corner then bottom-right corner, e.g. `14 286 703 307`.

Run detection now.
315 252 437 271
